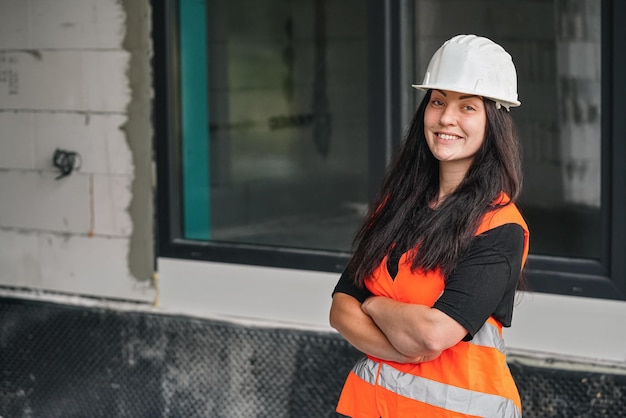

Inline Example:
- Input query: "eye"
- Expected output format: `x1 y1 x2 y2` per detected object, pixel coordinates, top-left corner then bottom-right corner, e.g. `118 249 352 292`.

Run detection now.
431 99 444 107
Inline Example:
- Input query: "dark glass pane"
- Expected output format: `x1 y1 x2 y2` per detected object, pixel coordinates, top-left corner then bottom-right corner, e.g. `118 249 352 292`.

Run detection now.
180 0 369 252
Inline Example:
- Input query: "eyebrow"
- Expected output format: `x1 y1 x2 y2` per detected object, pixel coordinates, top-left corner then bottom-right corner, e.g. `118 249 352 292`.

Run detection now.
434 89 480 100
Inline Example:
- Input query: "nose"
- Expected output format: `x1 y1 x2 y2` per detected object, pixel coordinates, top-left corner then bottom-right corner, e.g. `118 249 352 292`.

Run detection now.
438 106 457 126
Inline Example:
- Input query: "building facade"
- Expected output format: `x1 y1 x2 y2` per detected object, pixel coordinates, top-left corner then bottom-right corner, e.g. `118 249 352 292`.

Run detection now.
1 0 625 416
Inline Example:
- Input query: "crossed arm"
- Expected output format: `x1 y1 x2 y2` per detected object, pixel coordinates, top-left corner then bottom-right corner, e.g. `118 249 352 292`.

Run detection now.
329 224 525 364
329 292 466 363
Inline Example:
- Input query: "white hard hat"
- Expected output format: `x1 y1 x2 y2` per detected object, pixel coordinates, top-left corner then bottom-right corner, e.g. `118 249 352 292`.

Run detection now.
412 34 521 110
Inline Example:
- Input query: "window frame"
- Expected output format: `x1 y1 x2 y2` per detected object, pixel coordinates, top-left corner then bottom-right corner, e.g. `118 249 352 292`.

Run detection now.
152 0 400 273
152 0 626 300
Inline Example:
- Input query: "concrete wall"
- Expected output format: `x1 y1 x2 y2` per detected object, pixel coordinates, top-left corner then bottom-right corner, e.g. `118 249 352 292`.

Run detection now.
0 0 154 301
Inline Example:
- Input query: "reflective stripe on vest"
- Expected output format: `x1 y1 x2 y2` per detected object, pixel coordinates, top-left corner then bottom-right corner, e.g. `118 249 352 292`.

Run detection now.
352 357 521 418
350 321 519 417
472 320 506 356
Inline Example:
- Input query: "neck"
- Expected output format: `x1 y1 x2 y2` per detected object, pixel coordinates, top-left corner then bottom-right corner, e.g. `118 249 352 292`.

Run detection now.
436 161 471 205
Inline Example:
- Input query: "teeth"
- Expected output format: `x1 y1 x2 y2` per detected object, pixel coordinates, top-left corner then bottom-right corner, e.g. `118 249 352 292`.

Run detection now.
438 133 459 140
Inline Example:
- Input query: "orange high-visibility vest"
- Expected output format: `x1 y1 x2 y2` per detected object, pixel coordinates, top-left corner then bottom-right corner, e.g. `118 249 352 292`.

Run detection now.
336 198 529 418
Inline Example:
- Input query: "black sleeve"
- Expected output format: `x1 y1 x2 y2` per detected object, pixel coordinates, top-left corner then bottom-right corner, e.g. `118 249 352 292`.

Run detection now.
332 268 373 303
432 223 524 341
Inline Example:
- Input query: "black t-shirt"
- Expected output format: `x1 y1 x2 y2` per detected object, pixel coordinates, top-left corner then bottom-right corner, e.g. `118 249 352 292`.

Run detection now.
332 223 525 341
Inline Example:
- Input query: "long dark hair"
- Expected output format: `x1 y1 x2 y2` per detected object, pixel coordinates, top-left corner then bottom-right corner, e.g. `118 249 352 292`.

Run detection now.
349 90 522 286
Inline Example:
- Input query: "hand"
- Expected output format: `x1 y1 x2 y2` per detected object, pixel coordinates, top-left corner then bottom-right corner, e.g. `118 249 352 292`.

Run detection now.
404 351 442 364
360 295 378 314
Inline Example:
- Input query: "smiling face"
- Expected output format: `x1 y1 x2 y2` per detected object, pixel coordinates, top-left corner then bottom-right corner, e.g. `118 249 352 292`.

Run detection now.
424 89 487 174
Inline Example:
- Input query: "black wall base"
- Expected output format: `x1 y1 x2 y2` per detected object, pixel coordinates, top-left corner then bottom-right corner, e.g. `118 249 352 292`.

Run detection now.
1 297 625 417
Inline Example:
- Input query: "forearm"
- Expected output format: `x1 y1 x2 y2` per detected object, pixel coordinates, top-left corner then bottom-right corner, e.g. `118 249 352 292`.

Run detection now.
330 293 431 363
362 296 464 357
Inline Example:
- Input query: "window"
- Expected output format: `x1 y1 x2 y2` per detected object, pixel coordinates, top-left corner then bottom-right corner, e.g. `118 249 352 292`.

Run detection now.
154 0 393 271
153 0 626 299
409 0 624 299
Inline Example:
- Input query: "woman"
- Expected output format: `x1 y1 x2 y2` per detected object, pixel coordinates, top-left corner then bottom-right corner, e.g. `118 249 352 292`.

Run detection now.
330 35 530 418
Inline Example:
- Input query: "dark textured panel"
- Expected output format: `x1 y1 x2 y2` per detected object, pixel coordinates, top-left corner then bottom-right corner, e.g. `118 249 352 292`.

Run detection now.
1 297 625 417
510 361 626 418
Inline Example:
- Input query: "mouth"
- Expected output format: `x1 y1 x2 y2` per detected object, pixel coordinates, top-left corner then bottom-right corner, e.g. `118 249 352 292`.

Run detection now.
436 132 462 141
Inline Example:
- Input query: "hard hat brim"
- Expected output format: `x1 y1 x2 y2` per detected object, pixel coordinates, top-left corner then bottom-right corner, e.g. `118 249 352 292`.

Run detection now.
411 84 521 109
